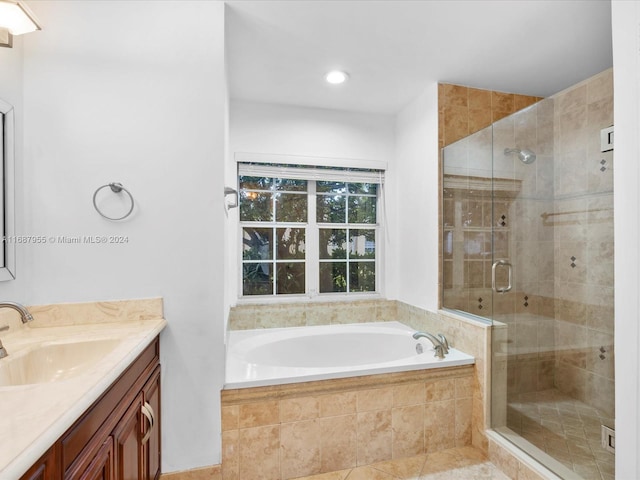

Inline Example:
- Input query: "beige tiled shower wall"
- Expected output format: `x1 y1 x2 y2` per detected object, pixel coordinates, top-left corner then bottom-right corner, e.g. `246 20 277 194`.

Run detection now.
221 366 475 480
438 69 614 418
438 83 542 148
551 68 614 416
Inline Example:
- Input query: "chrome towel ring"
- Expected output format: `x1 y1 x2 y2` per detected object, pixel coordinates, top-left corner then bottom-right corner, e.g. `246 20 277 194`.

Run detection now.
92 182 135 220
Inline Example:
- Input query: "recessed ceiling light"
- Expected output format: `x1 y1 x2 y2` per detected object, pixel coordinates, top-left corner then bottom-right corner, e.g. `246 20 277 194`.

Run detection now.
325 70 349 85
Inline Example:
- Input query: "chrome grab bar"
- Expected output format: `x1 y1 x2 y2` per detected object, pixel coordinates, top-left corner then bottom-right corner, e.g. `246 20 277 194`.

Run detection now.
491 259 512 293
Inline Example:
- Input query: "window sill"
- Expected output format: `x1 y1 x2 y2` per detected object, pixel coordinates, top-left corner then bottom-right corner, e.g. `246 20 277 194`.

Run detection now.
235 292 384 306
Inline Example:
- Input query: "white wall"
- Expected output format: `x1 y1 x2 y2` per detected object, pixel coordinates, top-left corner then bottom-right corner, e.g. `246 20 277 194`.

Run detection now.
391 84 439 310
227 95 439 310
3 1 227 472
227 100 395 305
612 1 640 477
230 100 395 161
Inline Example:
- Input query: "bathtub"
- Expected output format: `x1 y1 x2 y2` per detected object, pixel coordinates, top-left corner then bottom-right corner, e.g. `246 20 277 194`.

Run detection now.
224 321 475 389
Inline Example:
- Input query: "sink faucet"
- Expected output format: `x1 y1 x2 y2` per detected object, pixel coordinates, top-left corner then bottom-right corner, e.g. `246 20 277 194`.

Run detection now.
0 301 34 323
0 325 8 359
413 331 446 359
0 302 33 359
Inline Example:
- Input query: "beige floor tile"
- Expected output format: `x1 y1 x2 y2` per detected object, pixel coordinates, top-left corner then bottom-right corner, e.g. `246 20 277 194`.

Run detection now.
370 455 426 479
292 470 351 480
420 449 462 475
345 466 398 480
295 446 505 480
419 462 510 480
507 388 615 480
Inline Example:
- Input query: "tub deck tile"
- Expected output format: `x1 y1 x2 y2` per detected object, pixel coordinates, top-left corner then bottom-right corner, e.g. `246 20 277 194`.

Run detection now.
222 365 475 405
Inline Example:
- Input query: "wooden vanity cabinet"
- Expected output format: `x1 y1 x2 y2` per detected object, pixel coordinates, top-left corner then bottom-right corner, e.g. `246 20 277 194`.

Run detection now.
20 447 58 480
112 392 144 480
142 367 161 480
77 438 114 480
21 338 161 480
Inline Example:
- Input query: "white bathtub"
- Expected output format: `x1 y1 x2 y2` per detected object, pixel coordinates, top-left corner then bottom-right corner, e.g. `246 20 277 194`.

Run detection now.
224 321 475 389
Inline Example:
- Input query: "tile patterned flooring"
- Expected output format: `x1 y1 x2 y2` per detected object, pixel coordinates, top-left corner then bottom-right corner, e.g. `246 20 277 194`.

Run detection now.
292 446 510 480
507 389 615 480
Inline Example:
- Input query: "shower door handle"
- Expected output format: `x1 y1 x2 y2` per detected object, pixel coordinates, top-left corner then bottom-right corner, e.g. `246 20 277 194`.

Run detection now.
492 260 512 293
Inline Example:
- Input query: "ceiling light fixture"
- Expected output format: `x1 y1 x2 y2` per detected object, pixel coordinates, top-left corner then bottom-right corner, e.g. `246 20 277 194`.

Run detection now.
0 0 41 48
325 70 349 85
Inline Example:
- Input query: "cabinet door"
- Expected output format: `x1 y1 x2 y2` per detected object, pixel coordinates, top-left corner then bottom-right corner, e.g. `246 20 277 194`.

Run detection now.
21 447 57 480
112 392 144 480
142 366 161 480
78 438 114 480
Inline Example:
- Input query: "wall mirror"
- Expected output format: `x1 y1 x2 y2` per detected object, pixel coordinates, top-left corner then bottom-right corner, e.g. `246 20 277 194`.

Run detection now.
0 98 16 280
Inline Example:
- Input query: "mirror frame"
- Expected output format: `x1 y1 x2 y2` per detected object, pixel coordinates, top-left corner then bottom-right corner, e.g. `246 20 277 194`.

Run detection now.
0 98 16 280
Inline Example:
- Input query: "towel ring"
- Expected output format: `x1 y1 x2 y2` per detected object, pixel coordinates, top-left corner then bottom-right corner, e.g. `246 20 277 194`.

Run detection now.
93 182 135 220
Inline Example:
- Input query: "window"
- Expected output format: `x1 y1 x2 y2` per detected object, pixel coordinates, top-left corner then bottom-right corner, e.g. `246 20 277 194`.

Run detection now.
317 181 377 293
238 165 382 298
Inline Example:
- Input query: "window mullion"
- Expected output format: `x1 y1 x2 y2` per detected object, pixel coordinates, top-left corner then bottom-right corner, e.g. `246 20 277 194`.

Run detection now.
345 185 350 293
345 227 350 293
308 181 318 297
272 184 277 296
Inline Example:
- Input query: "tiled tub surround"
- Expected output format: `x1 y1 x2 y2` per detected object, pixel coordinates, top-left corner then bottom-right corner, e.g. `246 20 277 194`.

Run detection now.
0 298 166 478
226 300 495 478
395 303 492 455
221 365 475 480
228 299 398 330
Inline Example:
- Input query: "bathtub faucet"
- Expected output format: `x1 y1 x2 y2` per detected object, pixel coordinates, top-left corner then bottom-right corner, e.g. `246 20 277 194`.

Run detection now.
437 333 450 354
412 331 446 359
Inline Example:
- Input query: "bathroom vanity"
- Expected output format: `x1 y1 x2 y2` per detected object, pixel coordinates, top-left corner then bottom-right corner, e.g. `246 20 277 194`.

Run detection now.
0 300 166 480
21 338 161 480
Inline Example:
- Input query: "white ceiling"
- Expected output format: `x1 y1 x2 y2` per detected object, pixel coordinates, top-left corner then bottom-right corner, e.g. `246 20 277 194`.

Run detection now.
225 0 613 115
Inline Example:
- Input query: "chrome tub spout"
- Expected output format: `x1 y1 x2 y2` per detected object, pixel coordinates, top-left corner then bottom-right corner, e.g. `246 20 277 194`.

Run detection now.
412 331 446 359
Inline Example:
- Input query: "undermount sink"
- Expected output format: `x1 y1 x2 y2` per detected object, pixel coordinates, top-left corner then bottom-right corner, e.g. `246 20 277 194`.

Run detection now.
0 339 121 387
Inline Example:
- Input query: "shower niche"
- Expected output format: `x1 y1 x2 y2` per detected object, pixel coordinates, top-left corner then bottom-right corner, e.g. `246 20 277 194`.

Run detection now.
441 70 615 480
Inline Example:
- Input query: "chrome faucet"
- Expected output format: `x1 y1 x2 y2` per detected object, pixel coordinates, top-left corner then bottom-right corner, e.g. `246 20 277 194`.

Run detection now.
413 331 446 359
0 301 34 323
0 302 33 359
437 333 450 354
0 325 8 359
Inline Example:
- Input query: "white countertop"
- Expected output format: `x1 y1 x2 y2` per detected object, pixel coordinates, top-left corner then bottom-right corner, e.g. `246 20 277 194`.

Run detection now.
0 317 167 479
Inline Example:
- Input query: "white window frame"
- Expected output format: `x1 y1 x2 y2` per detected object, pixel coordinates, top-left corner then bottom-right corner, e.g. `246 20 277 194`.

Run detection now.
236 158 385 304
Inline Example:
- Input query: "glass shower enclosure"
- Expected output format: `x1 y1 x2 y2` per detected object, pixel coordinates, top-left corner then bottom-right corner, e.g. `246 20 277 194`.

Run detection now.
442 95 615 480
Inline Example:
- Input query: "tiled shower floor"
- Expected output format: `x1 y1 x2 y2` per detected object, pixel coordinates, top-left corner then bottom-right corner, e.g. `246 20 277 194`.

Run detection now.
507 389 615 480
292 446 510 480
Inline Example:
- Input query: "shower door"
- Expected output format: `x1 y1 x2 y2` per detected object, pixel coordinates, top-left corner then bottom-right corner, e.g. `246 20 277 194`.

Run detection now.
442 92 615 480
442 101 550 323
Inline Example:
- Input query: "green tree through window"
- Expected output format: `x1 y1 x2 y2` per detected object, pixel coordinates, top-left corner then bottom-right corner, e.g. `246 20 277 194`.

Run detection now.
240 175 378 297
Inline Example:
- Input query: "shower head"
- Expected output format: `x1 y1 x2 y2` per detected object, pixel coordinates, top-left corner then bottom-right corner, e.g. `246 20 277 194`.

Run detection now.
504 147 536 164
